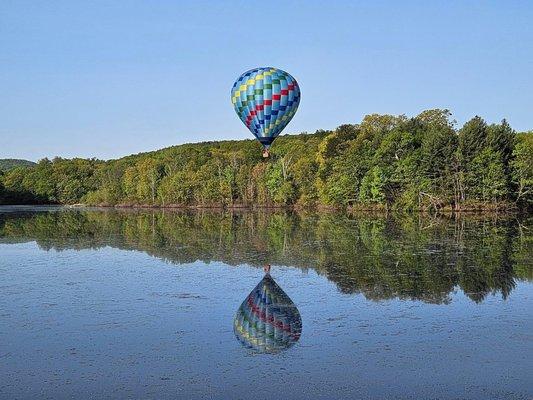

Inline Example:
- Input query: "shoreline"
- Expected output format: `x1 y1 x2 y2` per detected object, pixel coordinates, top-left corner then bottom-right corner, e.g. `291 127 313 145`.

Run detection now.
0 202 529 215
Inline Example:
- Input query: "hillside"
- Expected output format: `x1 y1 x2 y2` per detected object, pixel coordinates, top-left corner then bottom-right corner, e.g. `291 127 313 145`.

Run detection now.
0 159 36 172
0 110 532 210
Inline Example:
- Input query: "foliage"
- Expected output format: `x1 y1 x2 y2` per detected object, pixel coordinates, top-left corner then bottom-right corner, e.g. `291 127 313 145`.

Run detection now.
511 132 533 205
0 159 36 172
0 111 531 210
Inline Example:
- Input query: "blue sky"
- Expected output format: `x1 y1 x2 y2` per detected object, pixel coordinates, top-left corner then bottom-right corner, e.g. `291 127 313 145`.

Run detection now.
1 1 532 161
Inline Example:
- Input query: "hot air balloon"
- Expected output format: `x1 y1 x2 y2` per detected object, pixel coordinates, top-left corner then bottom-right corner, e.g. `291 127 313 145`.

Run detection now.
233 272 302 353
231 67 301 157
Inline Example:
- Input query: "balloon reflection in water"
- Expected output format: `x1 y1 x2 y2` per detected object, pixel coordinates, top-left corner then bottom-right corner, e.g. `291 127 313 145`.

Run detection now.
234 273 302 353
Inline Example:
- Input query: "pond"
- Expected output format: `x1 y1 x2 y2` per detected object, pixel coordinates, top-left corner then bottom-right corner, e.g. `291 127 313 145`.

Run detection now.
0 206 532 399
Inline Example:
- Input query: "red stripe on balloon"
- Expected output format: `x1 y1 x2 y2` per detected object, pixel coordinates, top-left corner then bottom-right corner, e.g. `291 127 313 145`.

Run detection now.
242 90 299 125
246 296 296 334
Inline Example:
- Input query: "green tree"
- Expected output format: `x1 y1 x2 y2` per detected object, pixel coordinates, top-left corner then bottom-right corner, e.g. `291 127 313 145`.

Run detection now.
467 148 508 202
511 133 533 205
359 166 386 204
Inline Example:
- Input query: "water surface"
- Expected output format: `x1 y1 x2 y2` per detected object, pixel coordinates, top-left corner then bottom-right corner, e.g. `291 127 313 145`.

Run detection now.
1 207 532 399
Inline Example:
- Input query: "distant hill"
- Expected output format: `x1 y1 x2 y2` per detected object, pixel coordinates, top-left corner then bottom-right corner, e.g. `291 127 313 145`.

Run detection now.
0 159 36 172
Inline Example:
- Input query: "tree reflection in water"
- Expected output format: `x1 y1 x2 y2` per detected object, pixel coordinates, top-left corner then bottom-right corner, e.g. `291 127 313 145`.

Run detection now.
0 208 531 304
234 272 302 353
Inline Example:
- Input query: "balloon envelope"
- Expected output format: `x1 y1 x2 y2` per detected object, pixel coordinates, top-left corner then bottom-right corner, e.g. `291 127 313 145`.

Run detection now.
233 273 302 353
231 67 301 149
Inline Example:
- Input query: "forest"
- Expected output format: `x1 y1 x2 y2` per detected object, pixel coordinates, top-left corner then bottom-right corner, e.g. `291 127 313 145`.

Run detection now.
1 110 532 211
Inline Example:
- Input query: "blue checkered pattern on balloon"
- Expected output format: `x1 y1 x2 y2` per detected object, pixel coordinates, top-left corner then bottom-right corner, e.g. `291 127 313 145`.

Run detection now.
231 67 301 149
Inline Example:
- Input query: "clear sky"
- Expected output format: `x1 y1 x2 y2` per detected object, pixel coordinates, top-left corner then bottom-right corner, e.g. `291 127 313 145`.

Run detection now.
1 1 532 161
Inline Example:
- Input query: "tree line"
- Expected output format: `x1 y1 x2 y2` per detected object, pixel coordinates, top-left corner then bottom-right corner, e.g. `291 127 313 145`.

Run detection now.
1 109 531 210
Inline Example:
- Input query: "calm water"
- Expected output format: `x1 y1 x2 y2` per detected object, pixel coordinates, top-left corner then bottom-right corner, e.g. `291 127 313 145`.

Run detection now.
0 206 532 399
